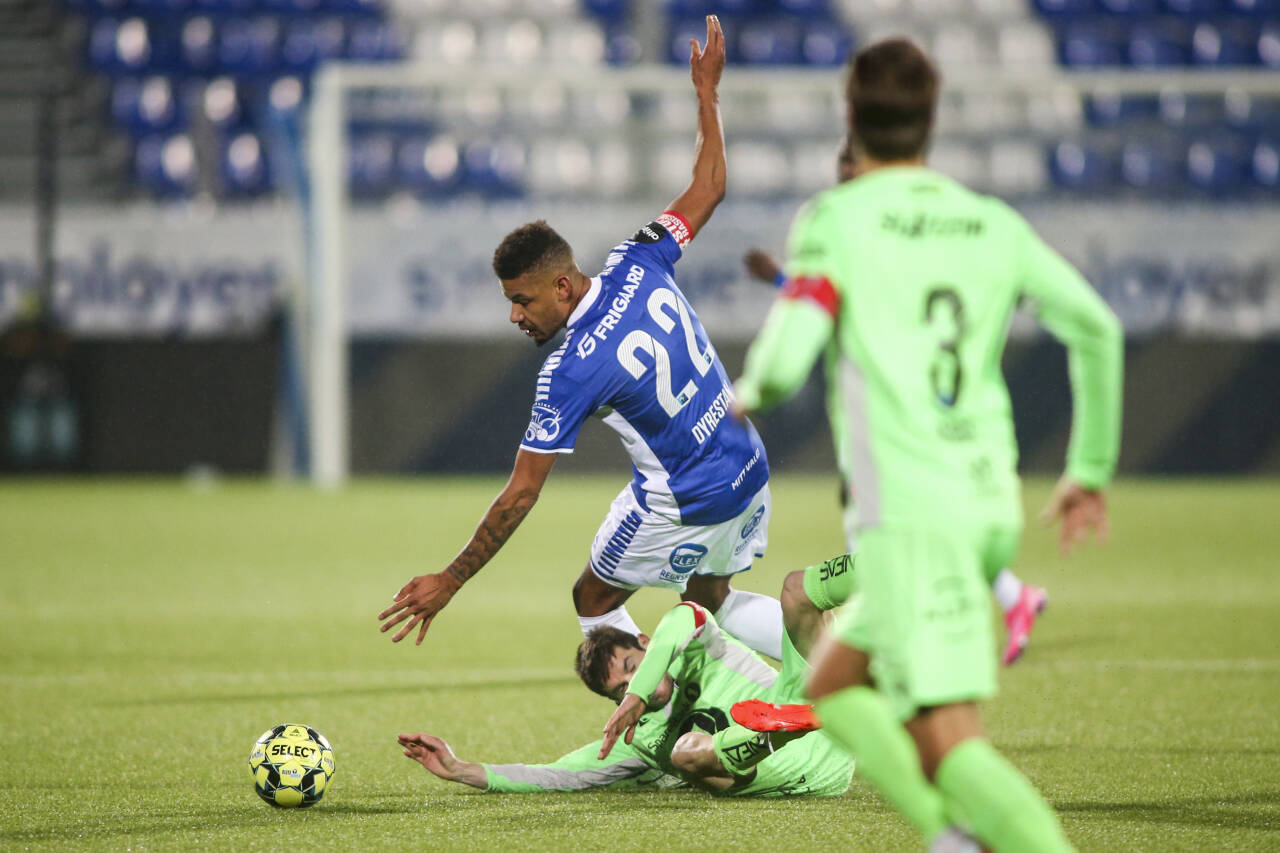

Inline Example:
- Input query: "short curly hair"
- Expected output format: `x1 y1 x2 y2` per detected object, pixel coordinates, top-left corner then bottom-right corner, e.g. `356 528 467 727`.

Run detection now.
575 626 643 699
492 220 574 281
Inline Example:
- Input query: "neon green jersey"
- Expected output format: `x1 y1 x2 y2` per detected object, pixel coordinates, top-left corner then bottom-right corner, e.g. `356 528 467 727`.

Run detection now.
738 166 1123 527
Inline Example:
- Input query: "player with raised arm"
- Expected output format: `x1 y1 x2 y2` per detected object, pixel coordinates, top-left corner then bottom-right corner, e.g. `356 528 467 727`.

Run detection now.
399 554 858 797
732 38 1122 852
378 16 786 660
742 140 1050 667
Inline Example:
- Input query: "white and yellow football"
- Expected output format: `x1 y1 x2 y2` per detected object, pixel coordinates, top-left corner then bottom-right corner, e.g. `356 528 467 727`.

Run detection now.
248 724 335 808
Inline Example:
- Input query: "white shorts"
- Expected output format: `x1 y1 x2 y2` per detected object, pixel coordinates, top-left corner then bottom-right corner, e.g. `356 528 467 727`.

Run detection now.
588 484 771 592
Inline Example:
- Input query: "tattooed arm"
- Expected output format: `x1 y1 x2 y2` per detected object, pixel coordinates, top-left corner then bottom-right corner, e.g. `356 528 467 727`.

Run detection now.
378 449 558 645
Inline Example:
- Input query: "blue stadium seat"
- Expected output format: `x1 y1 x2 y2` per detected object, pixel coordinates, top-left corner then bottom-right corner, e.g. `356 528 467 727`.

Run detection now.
263 0 321 12
348 132 396 197
201 76 245 130
778 0 832 16
801 23 853 65
192 0 260 13
397 135 463 196
217 16 280 74
1259 22 1280 67
347 19 407 61
1191 20 1259 64
737 20 803 63
279 17 346 71
582 0 630 21
326 0 384 14
1229 0 1279 15
1252 138 1279 188
1161 0 1223 16
111 76 184 136
1119 139 1181 192
1034 0 1095 18
1048 140 1114 190
1099 0 1158 16
220 132 273 197
134 133 198 197
88 17 155 72
604 26 643 64
133 0 195 13
1058 22 1125 65
1158 89 1223 128
1185 137 1247 194
1128 22 1192 66
462 140 526 198
1085 93 1157 126
1225 92 1280 131
180 16 219 73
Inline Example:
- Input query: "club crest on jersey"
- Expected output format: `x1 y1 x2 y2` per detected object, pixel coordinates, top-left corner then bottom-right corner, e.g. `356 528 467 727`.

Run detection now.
525 402 562 444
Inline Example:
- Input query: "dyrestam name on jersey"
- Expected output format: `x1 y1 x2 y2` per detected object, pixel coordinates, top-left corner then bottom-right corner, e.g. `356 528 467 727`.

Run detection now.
690 383 733 446
576 262 645 359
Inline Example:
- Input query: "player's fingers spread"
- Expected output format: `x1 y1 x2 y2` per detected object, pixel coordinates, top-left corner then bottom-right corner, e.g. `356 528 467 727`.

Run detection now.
391 614 422 643
380 608 413 632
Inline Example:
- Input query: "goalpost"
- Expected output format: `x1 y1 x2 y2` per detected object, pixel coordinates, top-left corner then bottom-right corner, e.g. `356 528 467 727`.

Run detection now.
304 62 1277 487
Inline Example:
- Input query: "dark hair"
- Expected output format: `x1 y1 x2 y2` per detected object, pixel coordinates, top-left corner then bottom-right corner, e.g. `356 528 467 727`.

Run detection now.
846 38 939 162
492 220 574 281
575 626 643 698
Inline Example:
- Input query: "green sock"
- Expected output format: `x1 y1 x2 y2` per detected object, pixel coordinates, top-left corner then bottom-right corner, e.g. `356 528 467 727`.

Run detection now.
935 739 1075 853
814 687 948 841
802 553 856 610
711 724 775 776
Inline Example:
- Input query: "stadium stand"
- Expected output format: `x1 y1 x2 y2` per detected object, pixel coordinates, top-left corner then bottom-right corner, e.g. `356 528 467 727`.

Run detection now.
44 0 1278 200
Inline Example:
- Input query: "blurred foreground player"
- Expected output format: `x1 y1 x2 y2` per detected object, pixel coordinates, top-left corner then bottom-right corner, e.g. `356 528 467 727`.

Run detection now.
379 16 785 659
733 38 1122 852
742 142 1049 667
399 555 858 796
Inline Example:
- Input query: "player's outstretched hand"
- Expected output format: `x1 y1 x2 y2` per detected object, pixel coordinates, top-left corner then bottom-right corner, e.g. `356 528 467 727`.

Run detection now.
598 693 646 760
689 14 724 94
743 249 782 286
378 571 463 645
399 733 461 780
1039 475 1109 557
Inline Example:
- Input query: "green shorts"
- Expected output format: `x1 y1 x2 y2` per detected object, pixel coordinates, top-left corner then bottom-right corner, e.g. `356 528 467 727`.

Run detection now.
831 522 1020 722
725 730 854 798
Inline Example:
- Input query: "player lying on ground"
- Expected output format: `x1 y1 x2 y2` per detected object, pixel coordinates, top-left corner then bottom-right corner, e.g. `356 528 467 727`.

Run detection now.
378 15 786 661
741 140 1048 666
399 554 857 796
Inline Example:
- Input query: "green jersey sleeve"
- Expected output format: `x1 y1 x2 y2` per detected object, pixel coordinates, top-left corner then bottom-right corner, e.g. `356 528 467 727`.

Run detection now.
483 739 670 793
625 604 699 704
735 200 838 413
1014 213 1124 489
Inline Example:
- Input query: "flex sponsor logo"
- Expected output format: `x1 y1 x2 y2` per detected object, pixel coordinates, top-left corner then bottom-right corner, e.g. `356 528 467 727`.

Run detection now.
660 543 707 584
524 402 562 444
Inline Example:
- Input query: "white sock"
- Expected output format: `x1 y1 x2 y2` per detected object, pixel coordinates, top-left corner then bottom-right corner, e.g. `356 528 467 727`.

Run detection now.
578 605 641 638
714 588 784 660
992 568 1024 612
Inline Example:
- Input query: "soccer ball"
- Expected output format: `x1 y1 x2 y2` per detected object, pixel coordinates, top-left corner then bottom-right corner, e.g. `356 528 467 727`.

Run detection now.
249 724 335 808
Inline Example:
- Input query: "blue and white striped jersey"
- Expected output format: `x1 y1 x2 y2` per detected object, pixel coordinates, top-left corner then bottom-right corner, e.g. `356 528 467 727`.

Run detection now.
520 211 769 526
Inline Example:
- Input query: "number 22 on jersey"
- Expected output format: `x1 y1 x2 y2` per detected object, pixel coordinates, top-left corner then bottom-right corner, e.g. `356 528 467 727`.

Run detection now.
616 288 716 418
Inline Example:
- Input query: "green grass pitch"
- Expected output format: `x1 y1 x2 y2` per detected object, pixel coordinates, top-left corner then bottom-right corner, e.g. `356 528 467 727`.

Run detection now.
1 475 1278 851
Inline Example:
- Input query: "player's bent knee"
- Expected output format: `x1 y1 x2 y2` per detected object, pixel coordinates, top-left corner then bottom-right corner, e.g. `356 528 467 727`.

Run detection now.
670 731 716 775
781 570 807 611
